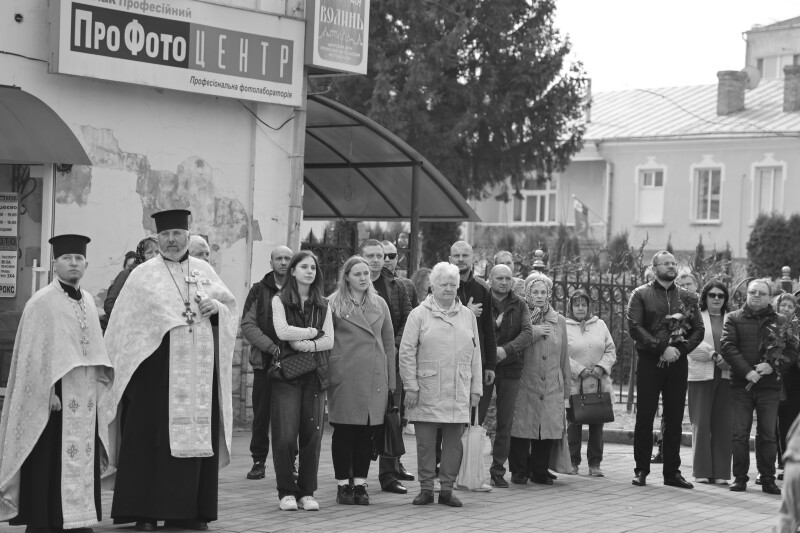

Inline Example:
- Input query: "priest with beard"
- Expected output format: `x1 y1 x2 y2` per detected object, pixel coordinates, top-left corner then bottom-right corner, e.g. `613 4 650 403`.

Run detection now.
0 234 114 532
104 210 238 531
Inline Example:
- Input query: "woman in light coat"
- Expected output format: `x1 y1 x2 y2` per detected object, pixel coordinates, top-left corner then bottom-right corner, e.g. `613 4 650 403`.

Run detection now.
510 273 570 485
327 256 395 506
687 280 732 484
565 289 616 477
400 262 482 508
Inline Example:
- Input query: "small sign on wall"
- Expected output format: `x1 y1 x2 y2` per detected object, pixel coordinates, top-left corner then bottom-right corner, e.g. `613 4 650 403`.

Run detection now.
306 0 370 75
0 193 19 298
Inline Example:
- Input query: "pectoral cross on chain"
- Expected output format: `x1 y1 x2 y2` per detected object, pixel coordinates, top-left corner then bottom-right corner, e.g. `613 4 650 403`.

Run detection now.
185 270 211 299
79 335 89 356
182 303 197 330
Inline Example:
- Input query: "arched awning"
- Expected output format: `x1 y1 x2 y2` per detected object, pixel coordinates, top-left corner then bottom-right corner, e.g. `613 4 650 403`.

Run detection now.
304 95 479 222
0 85 91 165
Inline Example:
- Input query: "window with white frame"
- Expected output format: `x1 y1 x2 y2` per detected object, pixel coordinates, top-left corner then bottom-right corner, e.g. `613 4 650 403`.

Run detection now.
512 177 557 224
694 168 721 221
636 169 664 224
754 166 782 214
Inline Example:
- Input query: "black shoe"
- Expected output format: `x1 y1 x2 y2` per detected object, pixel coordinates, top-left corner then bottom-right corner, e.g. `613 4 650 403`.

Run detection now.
246 461 265 480
382 480 407 494
546 471 557 480
164 519 208 531
730 476 748 492
438 491 462 507
762 477 781 495
664 474 693 489
651 451 663 464
778 472 784 481
531 474 553 485
412 489 434 505
354 484 370 505
755 474 762 485
136 521 157 532
632 473 647 486
336 484 355 505
398 462 416 481
510 472 528 485
490 474 508 488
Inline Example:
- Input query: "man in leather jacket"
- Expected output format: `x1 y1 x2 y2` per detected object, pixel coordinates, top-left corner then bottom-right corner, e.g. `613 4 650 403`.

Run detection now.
627 251 704 489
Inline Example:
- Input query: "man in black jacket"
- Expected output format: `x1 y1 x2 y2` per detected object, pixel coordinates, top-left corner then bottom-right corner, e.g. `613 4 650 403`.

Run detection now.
450 240 497 422
487 264 532 488
360 239 415 495
240 246 292 480
627 251 704 489
722 279 798 494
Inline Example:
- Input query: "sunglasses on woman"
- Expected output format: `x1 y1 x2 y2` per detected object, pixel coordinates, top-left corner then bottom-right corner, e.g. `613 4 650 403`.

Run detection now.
707 292 725 299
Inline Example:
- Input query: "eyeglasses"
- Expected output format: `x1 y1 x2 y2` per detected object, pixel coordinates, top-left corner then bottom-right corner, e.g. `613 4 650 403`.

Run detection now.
655 262 678 267
385 253 397 260
707 293 725 299
747 290 768 297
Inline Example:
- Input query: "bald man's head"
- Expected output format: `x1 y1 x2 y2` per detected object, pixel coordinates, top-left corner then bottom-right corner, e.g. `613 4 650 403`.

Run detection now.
449 240 474 275
270 246 293 278
490 264 513 297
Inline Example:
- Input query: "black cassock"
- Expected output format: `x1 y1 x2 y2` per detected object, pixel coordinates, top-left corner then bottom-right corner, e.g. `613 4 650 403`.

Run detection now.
9 382 102 528
111 322 220 524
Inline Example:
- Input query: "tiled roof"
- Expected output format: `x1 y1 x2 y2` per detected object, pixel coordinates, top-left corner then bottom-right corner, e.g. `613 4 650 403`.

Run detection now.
585 79 800 141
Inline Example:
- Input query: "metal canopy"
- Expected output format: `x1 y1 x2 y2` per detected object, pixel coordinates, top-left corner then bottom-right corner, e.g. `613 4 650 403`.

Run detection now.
0 85 91 165
304 95 479 222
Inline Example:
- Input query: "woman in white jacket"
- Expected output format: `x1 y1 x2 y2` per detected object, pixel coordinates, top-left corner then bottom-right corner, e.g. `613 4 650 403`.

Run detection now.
565 289 616 477
687 280 732 484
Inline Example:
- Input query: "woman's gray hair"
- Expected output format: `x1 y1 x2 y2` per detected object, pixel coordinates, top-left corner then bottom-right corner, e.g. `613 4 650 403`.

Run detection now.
430 262 460 287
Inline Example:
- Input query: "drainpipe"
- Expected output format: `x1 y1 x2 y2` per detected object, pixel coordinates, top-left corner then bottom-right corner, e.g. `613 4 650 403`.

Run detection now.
604 160 613 243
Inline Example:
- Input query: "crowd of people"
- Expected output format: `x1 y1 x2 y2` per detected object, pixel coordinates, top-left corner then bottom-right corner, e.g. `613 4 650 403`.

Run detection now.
1 221 799 531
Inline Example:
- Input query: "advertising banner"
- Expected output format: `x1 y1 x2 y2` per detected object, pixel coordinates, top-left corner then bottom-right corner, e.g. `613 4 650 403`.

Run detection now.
0 193 18 298
306 0 370 75
50 0 305 106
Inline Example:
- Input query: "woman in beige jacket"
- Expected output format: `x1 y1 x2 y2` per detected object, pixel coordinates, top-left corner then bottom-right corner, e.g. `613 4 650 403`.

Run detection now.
400 262 482 508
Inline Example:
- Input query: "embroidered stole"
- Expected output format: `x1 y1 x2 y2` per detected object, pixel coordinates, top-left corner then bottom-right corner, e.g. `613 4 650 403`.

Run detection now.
168 319 215 457
61 367 98 528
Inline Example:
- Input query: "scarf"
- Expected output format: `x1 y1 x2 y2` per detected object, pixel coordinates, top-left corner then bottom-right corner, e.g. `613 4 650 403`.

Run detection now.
134 236 158 264
525 279 551 325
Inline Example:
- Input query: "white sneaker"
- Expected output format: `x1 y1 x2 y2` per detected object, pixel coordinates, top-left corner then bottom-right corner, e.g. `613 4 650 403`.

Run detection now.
279 495 298 511
403 423 416 435
298 495 320 511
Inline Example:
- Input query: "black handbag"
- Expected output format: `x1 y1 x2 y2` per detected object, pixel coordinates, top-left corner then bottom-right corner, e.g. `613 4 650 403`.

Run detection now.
568 377 615 425
379 395 405 458
274 344 317 381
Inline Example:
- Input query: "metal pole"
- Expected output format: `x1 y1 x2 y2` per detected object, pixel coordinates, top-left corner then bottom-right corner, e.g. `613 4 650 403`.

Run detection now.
409 162 421 274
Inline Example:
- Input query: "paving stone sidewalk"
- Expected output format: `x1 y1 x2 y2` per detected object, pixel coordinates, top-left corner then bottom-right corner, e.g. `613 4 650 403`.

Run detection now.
0 430 782 533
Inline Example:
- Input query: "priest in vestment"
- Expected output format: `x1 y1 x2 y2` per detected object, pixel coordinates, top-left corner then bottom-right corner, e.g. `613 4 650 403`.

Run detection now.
104 210 238 531
0 234 114 532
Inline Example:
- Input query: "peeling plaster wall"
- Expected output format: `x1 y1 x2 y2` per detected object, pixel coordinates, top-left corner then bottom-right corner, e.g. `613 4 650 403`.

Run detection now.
0 6 300 424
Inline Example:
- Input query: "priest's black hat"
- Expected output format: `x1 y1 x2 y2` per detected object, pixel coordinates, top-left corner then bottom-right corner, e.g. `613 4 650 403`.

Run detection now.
49 234 90 258
151 209 191 233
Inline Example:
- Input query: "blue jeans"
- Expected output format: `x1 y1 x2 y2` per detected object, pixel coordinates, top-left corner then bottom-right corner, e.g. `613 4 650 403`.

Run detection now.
270 373 324 499
731 384 780 479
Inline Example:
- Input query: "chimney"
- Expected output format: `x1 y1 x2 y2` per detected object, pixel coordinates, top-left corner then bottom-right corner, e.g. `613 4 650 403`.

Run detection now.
784 65 800 112
717 71 746 115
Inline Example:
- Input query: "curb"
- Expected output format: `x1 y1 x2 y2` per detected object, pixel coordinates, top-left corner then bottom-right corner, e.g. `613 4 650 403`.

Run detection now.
600 428 756 451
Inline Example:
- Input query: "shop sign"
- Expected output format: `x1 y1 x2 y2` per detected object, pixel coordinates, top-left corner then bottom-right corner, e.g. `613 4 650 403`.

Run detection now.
306 0 370 75
50 0 304 107
0 193 18 298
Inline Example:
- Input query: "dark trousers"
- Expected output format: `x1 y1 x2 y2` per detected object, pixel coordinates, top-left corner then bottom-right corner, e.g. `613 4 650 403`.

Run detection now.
778 400 800 469
488 375 520 477
249 369 272 463
566 411 604 467
330 423 378 481
270 373 324 499
378 387 406 488
731 384 780 479
633 355 688 477
687 377 732 480
476 381 492 424
509 437 553 477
